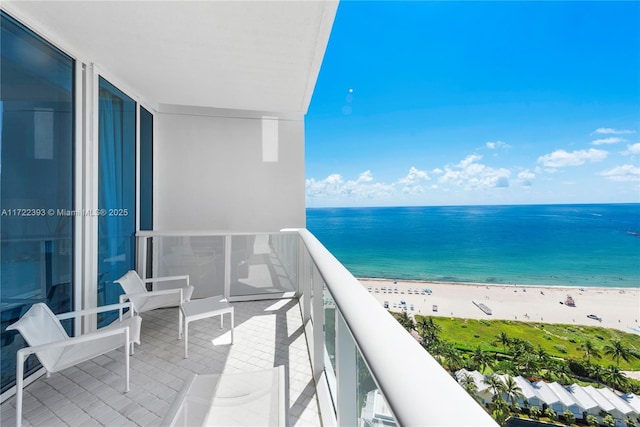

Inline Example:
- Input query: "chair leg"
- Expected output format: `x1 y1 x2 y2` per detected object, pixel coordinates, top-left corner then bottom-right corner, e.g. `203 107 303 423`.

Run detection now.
124 329 130 393
178 308 183 340
16 351 25 427
184 321 189 358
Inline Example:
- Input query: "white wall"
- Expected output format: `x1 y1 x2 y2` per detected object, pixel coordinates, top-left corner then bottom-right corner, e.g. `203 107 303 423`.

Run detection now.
155 108 306 232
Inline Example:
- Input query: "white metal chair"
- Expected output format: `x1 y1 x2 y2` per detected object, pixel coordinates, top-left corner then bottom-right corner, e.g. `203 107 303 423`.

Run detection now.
115 270 194 338
6 302 141 427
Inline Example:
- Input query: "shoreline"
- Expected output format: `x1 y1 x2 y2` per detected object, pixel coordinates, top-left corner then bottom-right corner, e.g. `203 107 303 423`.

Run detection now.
358 277 640 334
359 276 639 292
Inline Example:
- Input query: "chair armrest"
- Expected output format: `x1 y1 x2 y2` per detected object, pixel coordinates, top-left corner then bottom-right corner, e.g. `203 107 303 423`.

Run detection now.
121 288 184 299
55 302 135 321
144 275 190 291
120 288 187 308
16 325 129 357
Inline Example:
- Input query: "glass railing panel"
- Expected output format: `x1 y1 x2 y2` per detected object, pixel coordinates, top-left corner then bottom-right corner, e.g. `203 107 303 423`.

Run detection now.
323 284 337 404
357 349 397 427
270 233 298 292
151 235 225 298
324 286 336 372
230 234 295 298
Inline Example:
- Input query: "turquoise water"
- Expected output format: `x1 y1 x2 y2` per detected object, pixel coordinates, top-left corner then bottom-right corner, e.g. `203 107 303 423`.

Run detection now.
306 204 640 288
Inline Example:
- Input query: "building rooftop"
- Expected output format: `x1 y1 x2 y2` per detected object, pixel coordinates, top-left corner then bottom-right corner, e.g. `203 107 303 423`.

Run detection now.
1 299 320 426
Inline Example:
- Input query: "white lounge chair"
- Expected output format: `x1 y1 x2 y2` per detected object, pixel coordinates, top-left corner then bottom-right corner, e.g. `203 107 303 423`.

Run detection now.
7 302 141 427
115 270 194 338
162 366 287 427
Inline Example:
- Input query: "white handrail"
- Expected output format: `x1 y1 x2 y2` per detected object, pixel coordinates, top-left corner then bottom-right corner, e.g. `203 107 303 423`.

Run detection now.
296 228 497 426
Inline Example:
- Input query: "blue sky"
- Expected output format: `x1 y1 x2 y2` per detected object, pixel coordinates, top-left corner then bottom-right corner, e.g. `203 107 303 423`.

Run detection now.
305 1 640 207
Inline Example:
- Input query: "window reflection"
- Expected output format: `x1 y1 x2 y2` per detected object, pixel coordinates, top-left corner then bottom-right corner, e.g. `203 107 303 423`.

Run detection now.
0 11 74 393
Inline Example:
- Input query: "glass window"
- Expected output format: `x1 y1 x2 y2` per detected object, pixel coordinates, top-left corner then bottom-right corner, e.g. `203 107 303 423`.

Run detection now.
97 77 136 326
140 107 153 231
0 11 75 393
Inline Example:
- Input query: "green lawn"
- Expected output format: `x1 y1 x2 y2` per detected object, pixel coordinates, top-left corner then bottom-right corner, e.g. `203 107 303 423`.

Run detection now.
415 315 640 371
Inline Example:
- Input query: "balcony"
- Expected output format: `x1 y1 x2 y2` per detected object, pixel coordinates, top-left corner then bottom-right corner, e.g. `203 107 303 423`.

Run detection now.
1 229 495 426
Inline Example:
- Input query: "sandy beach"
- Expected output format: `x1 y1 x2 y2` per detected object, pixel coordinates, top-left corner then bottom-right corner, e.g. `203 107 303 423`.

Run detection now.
359 278 640 334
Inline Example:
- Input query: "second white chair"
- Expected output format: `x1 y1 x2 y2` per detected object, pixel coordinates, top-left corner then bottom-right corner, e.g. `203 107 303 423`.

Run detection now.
115 270 194 338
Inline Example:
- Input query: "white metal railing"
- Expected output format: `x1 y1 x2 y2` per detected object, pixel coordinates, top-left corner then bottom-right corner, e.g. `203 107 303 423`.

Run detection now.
136 229 497 426
295 228 496 426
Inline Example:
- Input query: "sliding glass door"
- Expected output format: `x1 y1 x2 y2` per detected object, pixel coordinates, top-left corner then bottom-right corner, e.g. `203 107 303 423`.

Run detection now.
0 12 75 393
97 78 136 326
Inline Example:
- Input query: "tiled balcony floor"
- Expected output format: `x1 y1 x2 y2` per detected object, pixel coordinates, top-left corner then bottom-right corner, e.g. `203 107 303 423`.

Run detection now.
1 298 321 427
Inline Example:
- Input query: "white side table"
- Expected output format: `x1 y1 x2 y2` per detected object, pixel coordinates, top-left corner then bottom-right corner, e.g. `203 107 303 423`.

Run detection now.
180 296 234 358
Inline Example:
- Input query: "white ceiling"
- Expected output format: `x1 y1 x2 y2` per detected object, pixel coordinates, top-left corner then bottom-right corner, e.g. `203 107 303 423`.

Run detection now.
4 1 338 114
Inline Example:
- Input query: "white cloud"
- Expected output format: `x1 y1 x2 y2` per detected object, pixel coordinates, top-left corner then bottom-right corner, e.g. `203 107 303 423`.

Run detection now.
622 143 640 155
537 148 608 168
305 171 394 200
305 174 344 197
397 167 430 194
439 154 511 189
518 170 536 180
458 154 483 169
592 137 625 145
591 128 635 135
357 170 374 183
398 167 430 185
486 140 511 150
599 164 640 182
517 169 536 187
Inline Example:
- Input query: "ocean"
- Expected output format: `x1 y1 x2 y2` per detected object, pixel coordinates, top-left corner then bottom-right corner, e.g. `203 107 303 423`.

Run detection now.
306 204 640 289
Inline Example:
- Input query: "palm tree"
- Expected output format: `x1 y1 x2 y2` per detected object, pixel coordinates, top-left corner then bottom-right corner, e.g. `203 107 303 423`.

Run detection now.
603 414 616 427
535 345 549 364
518 352 540 378
416 316 430 335
417 316 440 348
581 339 602 365
483 373 505 399
459 373 480 401
470 346 493 374
502 375 524 407
397 311 415 333
589 363 603 382
549 359 572 385
440 342 464 372
625 416 637 427
603 340 638 367
544 407 557 421
563 410 576 425
490 396 510 426
510 338 534 363
529 406 541 420
496 331 510 353
511 401 522 416
585 414 599 426
601 365 628 391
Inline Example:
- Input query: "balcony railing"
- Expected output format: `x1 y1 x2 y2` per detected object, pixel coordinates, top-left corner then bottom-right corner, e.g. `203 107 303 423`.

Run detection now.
137 229 497 426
